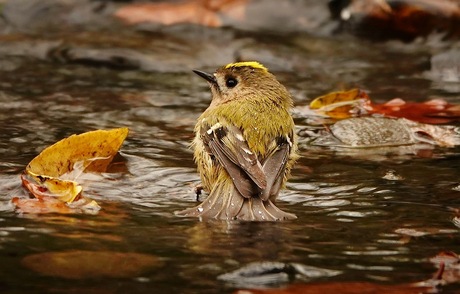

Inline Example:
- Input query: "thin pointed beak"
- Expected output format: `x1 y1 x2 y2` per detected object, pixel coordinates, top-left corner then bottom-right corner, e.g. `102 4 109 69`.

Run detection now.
193 69 217 85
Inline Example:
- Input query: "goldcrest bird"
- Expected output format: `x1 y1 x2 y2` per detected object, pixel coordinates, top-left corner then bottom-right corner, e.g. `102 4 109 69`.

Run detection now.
176 61 298 221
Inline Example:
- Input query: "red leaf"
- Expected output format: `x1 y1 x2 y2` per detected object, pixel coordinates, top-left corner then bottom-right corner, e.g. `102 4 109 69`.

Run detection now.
370 98 460 124
235 282 433 294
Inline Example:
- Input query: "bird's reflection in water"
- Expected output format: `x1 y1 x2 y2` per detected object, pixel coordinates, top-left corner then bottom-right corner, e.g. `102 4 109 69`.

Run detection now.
185 220 293 262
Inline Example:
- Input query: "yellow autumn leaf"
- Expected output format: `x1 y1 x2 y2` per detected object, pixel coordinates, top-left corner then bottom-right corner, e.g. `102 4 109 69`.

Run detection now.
309 89 370 119
19 128 128 208
22 171 82 203
27 128 129 177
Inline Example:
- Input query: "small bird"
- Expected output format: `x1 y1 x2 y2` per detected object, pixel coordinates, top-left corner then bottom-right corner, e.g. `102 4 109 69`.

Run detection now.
176 61 298 221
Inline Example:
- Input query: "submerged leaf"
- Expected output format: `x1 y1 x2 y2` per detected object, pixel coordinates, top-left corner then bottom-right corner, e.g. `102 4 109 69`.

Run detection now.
234 282 433 294
12 197 73 214
12 196 100 215
307 117 460 149
22 250 163 279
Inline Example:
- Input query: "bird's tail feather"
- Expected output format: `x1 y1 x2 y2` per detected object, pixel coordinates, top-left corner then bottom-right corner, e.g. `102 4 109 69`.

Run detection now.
175 182 296 221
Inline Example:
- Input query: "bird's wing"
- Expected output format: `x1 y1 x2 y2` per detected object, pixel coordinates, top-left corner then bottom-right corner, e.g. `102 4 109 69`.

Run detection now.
259 135 292 201
200 122 267 198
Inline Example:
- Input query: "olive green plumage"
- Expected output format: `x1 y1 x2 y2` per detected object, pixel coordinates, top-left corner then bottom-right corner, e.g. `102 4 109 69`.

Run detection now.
176 61 298 221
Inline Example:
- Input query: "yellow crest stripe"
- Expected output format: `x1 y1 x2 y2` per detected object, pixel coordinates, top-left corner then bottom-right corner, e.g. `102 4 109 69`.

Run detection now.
224 61 268 72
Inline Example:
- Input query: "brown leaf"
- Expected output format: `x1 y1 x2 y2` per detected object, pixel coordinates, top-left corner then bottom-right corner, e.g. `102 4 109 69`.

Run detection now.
21 250 164 279
234 282 432 294
429 251 460 284
335 0 460 40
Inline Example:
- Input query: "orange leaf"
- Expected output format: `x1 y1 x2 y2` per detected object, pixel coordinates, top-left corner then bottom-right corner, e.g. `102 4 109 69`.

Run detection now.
235 281 433 294
21 250 164 279
309 89 371 119
370 98 460 124
12 197 73 214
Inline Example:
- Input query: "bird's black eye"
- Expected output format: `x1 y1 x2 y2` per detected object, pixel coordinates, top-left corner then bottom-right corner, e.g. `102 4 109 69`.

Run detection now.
225 77 238 88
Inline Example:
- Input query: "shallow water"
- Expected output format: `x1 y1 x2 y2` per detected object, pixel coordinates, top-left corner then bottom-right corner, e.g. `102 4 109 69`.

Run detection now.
0 29 460 293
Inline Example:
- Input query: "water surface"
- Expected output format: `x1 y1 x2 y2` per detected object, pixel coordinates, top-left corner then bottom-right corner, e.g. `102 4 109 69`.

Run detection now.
0 28 459 293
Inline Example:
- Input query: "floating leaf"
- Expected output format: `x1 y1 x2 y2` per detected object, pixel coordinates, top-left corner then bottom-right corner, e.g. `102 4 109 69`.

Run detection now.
370 98 460 124
306 89 460 124
15 128 128 214
21 172 82 203
26 128 129 177
309 89 371 119
22 250 163 279
429 251 460 284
